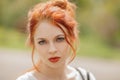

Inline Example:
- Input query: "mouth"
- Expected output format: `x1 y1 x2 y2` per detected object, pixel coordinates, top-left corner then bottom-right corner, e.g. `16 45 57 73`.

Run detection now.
48 57 61 63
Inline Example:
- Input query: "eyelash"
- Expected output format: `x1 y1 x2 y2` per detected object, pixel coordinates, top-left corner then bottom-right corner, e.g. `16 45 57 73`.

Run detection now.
56 37 65 42
38 40 47 45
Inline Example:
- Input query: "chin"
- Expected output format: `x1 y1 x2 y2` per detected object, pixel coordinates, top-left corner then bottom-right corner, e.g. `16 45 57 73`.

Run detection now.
48 61 66 69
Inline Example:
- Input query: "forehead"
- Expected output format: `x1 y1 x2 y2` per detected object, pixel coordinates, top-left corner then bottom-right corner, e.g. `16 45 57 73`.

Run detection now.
34 20 65 38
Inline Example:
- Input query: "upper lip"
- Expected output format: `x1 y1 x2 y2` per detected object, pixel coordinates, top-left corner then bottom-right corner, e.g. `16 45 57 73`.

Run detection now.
49 57 61 59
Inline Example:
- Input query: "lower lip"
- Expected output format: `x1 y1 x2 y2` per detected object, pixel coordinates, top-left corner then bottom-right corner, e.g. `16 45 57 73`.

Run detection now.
49 57 60 63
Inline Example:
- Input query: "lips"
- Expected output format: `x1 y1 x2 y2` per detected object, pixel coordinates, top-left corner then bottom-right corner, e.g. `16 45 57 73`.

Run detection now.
49 57 61 63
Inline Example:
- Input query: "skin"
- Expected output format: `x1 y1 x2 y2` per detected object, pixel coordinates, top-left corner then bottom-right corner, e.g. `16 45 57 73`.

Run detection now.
32 20 77 80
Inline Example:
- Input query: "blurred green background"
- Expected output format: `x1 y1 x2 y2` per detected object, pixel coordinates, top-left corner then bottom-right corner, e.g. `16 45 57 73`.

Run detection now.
0 0 120 60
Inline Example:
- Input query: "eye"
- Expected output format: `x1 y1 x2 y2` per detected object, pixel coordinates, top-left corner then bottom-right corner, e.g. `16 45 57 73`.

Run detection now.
56 37 65 42
38 40 47 45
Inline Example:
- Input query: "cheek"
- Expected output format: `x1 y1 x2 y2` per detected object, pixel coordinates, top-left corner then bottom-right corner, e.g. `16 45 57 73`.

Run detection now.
34 43 48 57
57 42 70 55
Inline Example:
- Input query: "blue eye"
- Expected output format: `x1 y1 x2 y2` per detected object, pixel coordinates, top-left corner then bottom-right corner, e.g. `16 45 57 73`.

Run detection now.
56 37 65 42
38 40 47 45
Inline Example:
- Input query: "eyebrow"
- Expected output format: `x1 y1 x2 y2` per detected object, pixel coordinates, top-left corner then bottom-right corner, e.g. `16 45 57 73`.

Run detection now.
36 34 65 40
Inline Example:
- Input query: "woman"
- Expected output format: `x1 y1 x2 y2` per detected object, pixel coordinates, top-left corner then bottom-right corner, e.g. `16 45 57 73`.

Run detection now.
17 0 96 80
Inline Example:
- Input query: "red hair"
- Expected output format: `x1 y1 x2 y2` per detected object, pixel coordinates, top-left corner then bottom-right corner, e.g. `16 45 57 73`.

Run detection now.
26 0 78 71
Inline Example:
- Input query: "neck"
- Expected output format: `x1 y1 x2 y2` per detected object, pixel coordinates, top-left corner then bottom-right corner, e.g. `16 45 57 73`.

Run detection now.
36 61 68 79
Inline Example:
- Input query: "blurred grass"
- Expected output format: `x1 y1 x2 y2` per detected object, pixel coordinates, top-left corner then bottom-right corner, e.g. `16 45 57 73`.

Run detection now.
0 26 26 50
78 35 120 60
0 26 120 60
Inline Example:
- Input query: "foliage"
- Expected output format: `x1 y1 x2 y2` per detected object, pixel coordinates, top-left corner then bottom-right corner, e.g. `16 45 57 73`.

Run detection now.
0 0 40 27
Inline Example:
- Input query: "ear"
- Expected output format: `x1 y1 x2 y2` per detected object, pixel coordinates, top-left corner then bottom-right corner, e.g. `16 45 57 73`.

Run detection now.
25 35 33 47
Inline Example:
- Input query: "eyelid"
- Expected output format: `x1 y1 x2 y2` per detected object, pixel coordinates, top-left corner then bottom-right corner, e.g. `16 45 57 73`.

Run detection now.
57 36 65 39
57 34 65 38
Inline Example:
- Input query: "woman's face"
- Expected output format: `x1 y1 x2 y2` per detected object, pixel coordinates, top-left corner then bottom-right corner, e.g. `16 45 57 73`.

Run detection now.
34 20 70 68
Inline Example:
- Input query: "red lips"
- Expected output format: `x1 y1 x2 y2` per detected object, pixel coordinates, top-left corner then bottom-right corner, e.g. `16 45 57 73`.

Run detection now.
49 57 61 63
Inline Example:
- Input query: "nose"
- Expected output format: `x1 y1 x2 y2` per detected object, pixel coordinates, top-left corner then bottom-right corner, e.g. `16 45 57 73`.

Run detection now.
48 42 57 54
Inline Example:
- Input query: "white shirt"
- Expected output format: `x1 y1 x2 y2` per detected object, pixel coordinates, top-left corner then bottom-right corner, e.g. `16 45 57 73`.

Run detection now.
16 67 96 80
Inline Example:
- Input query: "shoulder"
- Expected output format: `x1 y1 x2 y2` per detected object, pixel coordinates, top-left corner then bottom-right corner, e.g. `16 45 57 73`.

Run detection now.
16 72 37 80
76 67 96 80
